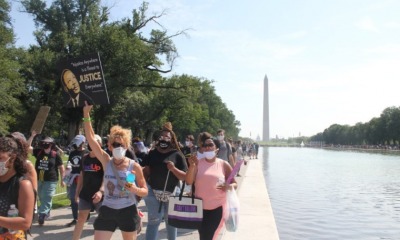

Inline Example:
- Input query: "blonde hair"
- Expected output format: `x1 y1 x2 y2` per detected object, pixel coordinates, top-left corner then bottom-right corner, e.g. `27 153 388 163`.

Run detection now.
109 125 132 148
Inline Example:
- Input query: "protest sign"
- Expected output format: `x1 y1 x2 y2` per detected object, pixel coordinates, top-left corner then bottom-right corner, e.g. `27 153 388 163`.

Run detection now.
59 52 110 108
31 106 51 134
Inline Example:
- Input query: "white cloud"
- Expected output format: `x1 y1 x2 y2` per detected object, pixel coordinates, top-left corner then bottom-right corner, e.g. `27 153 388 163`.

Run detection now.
383 21 400 29
364 44 400 54
354 17 379 32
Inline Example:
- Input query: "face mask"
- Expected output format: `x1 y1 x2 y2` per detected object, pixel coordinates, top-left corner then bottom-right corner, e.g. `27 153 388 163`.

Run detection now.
185 141 192 147
204 151 216 160
159 140 171 149
197 152 205 159
217 136 224 141
0 158 10 176
112 147 126 160
87 144 92 152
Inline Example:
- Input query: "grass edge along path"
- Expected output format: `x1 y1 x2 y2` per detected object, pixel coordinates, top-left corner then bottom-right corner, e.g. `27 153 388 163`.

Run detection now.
29 154 70 209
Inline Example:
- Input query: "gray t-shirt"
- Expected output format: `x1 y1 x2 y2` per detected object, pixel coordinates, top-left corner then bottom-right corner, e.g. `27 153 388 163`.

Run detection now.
217 141 230 161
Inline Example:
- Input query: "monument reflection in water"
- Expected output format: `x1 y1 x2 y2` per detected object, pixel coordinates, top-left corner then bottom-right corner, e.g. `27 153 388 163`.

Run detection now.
262 147 400 240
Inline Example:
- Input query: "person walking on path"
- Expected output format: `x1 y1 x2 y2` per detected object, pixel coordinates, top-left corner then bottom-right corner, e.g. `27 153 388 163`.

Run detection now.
186 132 237 240
216 129 235 167
65 135 86 227
142 122 187 240
0 136 35 239
83 102 148 240
33 137 65 226
72 134 104 240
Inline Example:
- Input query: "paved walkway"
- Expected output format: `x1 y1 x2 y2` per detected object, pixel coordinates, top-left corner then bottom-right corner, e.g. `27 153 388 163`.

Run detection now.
30 157 279 239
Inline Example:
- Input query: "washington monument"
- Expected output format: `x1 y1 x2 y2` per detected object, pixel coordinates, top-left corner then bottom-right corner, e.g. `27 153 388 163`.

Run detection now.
263 75 270 141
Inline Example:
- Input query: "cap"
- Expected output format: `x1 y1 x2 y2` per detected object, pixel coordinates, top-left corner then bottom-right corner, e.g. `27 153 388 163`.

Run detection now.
10 132 27 141
41 137 55 143
134 141 147 152
69 135 86 147
94 134 102 144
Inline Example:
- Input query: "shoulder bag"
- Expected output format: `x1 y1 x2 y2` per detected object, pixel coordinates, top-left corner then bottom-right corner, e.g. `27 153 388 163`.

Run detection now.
167 181 203 229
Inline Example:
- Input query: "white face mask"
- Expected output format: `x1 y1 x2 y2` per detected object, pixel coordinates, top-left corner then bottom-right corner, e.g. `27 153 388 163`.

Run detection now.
197 152 205 159
204 151 216 160
185 141 192 147
113 147 126 160
217 135 224 141
0 158 10 176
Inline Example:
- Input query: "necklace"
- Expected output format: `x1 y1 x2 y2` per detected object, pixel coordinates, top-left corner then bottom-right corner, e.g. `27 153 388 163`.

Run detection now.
113 158 125 166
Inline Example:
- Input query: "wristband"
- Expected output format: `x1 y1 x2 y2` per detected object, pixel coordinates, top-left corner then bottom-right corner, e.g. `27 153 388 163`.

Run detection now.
82 117 91 122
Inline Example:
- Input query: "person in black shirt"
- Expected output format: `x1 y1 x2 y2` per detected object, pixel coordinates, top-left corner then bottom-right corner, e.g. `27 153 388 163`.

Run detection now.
0 136 35 239
65 135 86 227
142 122 187 240
72 134 104 240
33 137 65 226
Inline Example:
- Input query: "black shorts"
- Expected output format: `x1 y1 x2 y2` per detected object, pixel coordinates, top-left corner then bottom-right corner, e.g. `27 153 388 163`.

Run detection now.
94 204 140 232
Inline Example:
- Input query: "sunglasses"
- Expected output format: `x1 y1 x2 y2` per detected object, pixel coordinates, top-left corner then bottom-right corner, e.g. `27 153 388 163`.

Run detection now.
112 142 123 148
203 143 215 148
42 143 51 148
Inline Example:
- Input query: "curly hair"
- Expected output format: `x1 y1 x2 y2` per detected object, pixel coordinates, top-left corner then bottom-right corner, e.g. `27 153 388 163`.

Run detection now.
109 125 132 149
0 136 28 175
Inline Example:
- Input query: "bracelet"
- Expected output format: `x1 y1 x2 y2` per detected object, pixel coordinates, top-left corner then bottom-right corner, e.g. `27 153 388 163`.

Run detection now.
82 117 91 122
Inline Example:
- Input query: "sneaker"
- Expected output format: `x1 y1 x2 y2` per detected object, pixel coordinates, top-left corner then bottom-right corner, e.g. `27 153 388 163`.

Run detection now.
38 214 45 226
66 219 77 227
45 211 51 220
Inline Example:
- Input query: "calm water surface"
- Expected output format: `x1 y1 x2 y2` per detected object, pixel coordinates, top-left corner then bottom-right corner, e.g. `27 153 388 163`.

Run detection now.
262 147 400 240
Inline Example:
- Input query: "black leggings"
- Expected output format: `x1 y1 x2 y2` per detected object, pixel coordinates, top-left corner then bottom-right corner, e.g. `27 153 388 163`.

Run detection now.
199 206 223 240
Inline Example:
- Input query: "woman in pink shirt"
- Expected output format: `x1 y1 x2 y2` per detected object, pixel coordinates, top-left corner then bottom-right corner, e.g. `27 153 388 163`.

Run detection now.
185 132 237 240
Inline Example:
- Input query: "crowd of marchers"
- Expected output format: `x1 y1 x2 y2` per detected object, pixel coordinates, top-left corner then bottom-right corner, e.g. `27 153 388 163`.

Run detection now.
0 104 259 240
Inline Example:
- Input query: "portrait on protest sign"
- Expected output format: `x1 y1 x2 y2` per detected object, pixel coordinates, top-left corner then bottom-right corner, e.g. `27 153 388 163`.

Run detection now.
59 53 110 108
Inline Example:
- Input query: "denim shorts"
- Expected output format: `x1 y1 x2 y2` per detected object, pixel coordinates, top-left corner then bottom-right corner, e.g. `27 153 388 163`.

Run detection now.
94 204 139 232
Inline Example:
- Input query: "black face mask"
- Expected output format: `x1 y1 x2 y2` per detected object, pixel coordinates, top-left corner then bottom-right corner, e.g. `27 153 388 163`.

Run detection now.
158 140 171 149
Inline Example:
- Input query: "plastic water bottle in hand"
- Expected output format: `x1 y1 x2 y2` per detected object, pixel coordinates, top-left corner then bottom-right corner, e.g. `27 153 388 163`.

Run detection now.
7 204 18 234
126 172 136 188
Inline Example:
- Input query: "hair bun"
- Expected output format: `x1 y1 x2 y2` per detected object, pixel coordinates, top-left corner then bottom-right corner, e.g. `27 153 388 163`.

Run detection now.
162 122 173 131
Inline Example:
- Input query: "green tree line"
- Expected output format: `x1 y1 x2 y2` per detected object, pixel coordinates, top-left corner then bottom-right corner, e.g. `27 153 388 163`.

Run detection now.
309 106 400 145
0 0 240 144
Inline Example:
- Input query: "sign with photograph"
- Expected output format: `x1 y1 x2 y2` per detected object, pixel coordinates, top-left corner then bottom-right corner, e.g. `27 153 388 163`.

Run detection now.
59 52 110 108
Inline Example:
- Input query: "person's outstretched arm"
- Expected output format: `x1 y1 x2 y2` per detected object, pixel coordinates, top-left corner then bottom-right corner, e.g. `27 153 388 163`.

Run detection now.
82 102 110 167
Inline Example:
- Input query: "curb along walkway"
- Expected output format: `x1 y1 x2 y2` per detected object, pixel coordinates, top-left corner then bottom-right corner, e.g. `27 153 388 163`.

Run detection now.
221 158 280 240
30 157 279 239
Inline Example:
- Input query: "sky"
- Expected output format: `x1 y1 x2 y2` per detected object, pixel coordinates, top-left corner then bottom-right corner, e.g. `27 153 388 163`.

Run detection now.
10 0 400 140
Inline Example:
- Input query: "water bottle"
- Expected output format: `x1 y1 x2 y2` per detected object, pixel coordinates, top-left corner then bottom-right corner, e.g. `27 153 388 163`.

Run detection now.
7 204 18 234
126 173 135 189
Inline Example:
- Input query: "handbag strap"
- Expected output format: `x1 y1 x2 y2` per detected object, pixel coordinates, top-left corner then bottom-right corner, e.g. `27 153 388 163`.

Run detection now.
158 170 170 213
178 181 197 204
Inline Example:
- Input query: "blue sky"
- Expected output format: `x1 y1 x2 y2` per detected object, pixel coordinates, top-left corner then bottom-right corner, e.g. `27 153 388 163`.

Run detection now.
10 0 400 139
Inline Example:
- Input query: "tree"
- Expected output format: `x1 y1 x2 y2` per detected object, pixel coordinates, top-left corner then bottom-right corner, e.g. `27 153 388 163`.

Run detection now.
19 0 186 140
0 0 26 134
